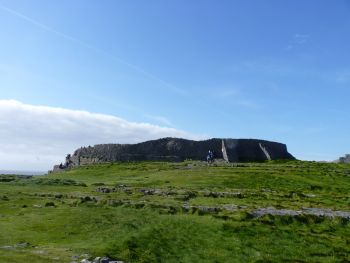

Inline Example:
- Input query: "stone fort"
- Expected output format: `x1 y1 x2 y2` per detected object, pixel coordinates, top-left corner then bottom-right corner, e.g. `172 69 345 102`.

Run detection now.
51 137 295 172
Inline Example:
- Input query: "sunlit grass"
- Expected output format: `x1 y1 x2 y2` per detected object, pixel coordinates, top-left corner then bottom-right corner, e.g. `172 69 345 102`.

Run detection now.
0 160 350 262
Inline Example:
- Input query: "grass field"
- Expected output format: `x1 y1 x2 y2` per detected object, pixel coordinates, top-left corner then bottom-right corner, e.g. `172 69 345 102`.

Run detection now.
0 160 350 262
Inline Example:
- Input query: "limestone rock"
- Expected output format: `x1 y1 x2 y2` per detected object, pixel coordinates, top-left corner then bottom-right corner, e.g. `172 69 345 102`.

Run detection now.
51 137 295 171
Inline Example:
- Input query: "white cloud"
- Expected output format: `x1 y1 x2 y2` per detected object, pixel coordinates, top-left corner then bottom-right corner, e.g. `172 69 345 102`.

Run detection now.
0 100 204 171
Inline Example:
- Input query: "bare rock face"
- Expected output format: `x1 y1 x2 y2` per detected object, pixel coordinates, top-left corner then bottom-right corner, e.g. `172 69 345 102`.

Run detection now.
51 137 295 172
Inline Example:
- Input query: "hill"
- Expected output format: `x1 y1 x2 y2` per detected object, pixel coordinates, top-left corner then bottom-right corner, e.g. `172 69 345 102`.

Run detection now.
1 160 350 262
51 137 295 172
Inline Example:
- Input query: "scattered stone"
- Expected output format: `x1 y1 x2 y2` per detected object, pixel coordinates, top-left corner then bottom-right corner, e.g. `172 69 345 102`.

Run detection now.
140 188 162 195
100 257 111 263
222 204 238 212
0 245 14 249
302 208 350 219
80 256 124 263
45 202 55 207
55 193 63 199
251 207 350 220
204 191 243 198
33 250 48 254
1 195 9 201
80 196 97 202
198 206 221 214
33 204 42 208
96 187 116 193
302 193 317 198
182 203 239 214
14 242 32 248
182 202 190 212
252 207 300 218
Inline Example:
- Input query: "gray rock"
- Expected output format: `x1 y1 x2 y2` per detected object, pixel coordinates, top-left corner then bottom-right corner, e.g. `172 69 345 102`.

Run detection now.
182 202 190 212
14 242 31 248
96 187 116 193
222 204 238 212
204 191 243 198
302 208 350 219
252 207 301 218
251 207 350 220
302 193 317 198
51 138 295 171
198 206 221 213
0 245 13 249
100 257 111 263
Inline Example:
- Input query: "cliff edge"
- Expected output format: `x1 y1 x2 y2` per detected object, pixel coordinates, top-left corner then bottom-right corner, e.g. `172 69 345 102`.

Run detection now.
51 137 295 172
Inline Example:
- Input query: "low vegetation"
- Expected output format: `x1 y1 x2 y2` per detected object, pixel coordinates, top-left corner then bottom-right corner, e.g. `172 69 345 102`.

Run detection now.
1 160 350 262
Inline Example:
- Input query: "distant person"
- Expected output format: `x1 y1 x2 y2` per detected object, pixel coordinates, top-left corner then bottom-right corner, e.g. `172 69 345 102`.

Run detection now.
207 150 214 164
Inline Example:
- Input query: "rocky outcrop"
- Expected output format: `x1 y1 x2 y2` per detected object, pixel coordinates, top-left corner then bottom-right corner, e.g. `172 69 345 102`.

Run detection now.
51 137 295 172
337 154 350 163
251 207 350 220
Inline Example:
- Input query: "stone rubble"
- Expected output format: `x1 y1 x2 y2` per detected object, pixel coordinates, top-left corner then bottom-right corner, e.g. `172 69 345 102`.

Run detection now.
77 256 125 263
251 207 350 220
96 187 116 193
204 191 243 198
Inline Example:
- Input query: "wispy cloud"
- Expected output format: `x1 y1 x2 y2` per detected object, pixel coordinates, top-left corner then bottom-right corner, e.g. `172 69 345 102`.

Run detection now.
145 114 174 127
214 88 239 98
0 100 205 170
209 86 259 109
236 99 258 109
285 33 310 51
232 60 293 74
336 70 350 84
293 34 310 44
0 4 186 95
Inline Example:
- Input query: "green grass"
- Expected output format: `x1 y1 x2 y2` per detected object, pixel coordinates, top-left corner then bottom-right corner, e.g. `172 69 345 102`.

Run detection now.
1 160 350 262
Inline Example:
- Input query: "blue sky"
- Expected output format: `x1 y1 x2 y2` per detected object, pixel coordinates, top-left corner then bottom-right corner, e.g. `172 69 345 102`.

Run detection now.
1 0 350 169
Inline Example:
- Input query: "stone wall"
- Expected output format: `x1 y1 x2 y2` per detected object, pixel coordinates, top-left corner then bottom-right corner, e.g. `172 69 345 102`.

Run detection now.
51 138 295 172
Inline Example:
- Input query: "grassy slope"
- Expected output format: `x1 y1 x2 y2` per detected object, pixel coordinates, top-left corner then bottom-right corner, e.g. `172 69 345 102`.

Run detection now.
0 161 350 262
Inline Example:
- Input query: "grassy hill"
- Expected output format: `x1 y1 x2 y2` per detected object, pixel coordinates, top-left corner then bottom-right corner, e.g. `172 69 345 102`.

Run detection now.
1 160 350 262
